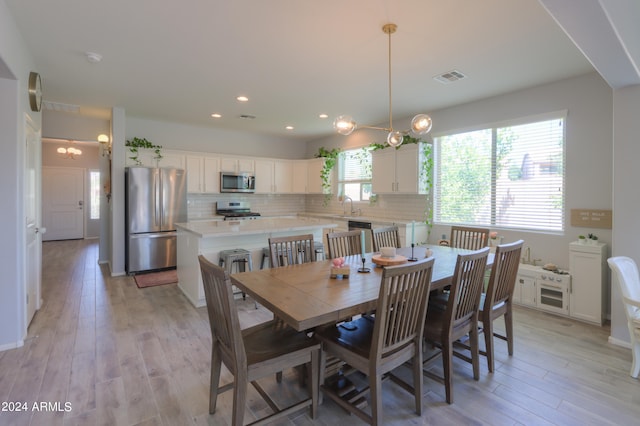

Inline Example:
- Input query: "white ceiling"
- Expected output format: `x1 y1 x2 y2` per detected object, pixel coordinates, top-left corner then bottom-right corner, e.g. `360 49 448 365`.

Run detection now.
6 0 597 142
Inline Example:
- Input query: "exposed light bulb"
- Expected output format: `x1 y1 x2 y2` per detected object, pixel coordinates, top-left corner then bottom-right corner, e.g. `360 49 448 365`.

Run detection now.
333 115 356 135
57 147 67 154
411 114 433 135
387 131 404 147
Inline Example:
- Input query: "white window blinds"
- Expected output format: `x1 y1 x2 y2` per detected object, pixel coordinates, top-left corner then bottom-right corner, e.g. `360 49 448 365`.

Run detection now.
434 115 565 232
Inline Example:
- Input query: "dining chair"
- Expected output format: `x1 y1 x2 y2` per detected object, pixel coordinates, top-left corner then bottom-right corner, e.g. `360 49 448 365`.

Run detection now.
423 247 490 404
314 257 435 426
198 255 321 425
371 226 401 252
268 234 316 267
607 256 640 378
326 230 363 259
479 240 523 372
450 226 490 250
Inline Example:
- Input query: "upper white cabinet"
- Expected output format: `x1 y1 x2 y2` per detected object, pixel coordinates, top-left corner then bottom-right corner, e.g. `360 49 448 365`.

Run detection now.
372 144 423 194
220 157 254 174
186 155 219 193
160 150 186 169
291 160 308 193
274 160 293 193
569 241 607 325
254 159 274 193
306 158 325 194
254 159 294 194
125 149 185 169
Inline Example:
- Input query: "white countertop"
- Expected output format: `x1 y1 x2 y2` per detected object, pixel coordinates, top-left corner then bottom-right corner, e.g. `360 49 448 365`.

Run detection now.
176 217 337 238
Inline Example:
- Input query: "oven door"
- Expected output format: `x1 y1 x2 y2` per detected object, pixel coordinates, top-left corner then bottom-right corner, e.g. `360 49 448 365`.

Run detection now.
537 279 569 315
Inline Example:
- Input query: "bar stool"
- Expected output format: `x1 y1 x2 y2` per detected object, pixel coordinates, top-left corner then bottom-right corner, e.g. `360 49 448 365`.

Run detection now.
218 248 253 301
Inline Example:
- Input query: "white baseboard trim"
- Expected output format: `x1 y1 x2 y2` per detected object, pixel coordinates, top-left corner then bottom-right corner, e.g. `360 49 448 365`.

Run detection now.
0 340 24 352
608 336 631 349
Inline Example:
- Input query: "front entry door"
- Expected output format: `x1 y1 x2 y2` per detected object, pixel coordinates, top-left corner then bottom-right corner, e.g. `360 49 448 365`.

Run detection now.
25 115 41 326
42 167 84 241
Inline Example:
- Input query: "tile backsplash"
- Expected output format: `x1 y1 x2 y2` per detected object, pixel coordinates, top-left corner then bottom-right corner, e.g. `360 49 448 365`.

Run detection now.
187 192 429 222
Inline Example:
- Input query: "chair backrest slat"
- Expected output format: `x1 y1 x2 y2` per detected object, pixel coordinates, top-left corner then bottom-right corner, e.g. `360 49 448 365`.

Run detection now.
198 255 246 371
268 234 315 267
450 226 490 250
446 248 490 331
372 226 401 252
326 230 362 259
371 257 435 360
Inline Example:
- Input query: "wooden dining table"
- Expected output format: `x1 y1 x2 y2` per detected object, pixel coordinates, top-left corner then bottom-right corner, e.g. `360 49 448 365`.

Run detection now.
230 245 493 332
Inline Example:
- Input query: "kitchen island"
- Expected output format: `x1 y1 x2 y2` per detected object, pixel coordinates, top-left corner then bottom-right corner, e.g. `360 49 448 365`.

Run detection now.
176 217 337 307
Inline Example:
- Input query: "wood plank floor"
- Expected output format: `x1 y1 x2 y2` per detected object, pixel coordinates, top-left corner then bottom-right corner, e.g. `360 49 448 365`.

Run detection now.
1 239 638 425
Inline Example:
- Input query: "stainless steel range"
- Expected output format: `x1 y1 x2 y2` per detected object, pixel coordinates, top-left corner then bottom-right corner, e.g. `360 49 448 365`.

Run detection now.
216 201 261 220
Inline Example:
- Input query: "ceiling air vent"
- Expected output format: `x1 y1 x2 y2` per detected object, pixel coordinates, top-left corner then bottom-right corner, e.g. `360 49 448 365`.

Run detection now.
434 70 467 84
239 114 256 120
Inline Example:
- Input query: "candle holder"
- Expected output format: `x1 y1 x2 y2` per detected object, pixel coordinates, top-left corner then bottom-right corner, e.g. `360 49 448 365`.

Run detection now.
358 257 370 273
408 243 418 262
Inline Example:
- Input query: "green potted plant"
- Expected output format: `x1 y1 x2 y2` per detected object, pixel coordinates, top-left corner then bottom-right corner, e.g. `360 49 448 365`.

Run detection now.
125 137 163 166
578 235 586 244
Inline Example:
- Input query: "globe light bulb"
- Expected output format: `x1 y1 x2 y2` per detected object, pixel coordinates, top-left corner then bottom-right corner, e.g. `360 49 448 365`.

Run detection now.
411 114 433 135
333 115 356 135
387 131 404 147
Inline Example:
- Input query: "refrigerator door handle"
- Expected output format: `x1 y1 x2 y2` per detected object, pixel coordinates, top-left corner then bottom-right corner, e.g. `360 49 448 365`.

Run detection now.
130 231 177 239
154 172 161 227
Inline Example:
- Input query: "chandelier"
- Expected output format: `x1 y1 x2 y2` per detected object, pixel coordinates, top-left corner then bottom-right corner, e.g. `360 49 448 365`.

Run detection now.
57 144 82 159
333 23 432 147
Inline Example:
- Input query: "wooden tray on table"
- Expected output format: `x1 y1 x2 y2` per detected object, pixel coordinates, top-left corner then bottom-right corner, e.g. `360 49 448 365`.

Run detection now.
371 254 408 267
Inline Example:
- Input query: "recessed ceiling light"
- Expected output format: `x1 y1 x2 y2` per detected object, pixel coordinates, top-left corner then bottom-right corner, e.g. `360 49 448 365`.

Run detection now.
85 52 102 63
285 126 294 130
211 113 221 118
236 96 249 102
319 114 328 119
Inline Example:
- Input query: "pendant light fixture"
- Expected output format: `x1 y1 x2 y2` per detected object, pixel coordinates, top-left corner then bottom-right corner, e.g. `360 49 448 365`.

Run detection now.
333 23 432 147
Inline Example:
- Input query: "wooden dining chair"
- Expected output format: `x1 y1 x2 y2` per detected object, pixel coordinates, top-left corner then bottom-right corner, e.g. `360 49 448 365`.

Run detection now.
326 230 362 259
450 226 490 250
314 257 435 426
423 247 490 404
198 255 320 425
371 226 401 252
268 234 316 267
479 240 523 372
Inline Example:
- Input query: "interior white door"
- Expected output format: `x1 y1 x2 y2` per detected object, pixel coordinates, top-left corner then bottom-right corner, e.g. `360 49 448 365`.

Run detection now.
42 167 84 241
25 115 42 326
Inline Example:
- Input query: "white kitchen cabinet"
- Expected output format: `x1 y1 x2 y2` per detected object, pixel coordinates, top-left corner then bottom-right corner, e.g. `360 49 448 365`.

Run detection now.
220 157 254 174
274 160 293 193
159 150 186 169
186 155 219 193
306 158 325 194
291 160 307 193
514 265 538 308
569 241 607 325
125 149 185 168
254 159 274 193
371 143 423 194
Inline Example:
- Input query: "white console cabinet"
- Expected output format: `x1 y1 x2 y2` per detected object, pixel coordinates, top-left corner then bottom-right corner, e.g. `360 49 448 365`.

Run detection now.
569 241 607 325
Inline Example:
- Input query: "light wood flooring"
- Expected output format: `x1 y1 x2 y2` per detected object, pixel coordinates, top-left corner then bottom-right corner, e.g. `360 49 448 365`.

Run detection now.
1 239 639 425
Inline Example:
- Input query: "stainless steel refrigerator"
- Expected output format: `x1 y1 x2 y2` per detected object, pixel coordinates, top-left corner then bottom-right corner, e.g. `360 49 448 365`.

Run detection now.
125 167 187 273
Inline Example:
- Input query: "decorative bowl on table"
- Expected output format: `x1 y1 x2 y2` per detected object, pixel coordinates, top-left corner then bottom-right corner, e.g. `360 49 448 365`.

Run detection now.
371 254 408 267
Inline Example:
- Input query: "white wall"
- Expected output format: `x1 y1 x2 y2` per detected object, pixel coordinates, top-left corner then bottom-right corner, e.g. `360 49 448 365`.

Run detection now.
308 72 613 274
42 109 110 141
126 116 308 159
610 84 640 345
0 0 40 350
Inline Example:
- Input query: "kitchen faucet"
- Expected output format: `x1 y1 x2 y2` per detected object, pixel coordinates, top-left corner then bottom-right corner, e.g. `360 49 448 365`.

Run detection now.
341 195 360 216
521 247 542 266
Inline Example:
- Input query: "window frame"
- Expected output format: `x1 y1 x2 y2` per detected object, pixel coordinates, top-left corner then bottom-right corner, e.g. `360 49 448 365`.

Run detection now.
337 146 373 202
433 111 567 234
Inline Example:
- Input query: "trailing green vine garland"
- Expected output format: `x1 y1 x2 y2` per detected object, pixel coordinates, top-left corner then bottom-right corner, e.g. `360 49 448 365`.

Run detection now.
125 137 163 166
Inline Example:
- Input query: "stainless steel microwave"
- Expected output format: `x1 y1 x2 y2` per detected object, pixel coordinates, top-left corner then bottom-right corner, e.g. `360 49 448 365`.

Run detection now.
220 172 255 193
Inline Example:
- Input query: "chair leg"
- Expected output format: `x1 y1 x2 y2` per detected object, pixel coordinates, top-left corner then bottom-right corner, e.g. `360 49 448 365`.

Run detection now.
370 371 383 426
318 349 327 405
470 325 480 380
629 325 640 378
413 343 424 415
209 343 222 414
232 377 248 426
310 349 320 419
505 306 514 356
443 341 454 404
483 317 495 373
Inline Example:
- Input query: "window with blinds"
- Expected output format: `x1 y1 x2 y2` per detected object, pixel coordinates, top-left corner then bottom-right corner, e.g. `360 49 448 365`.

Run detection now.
338 148 372 202
434 114 565 232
